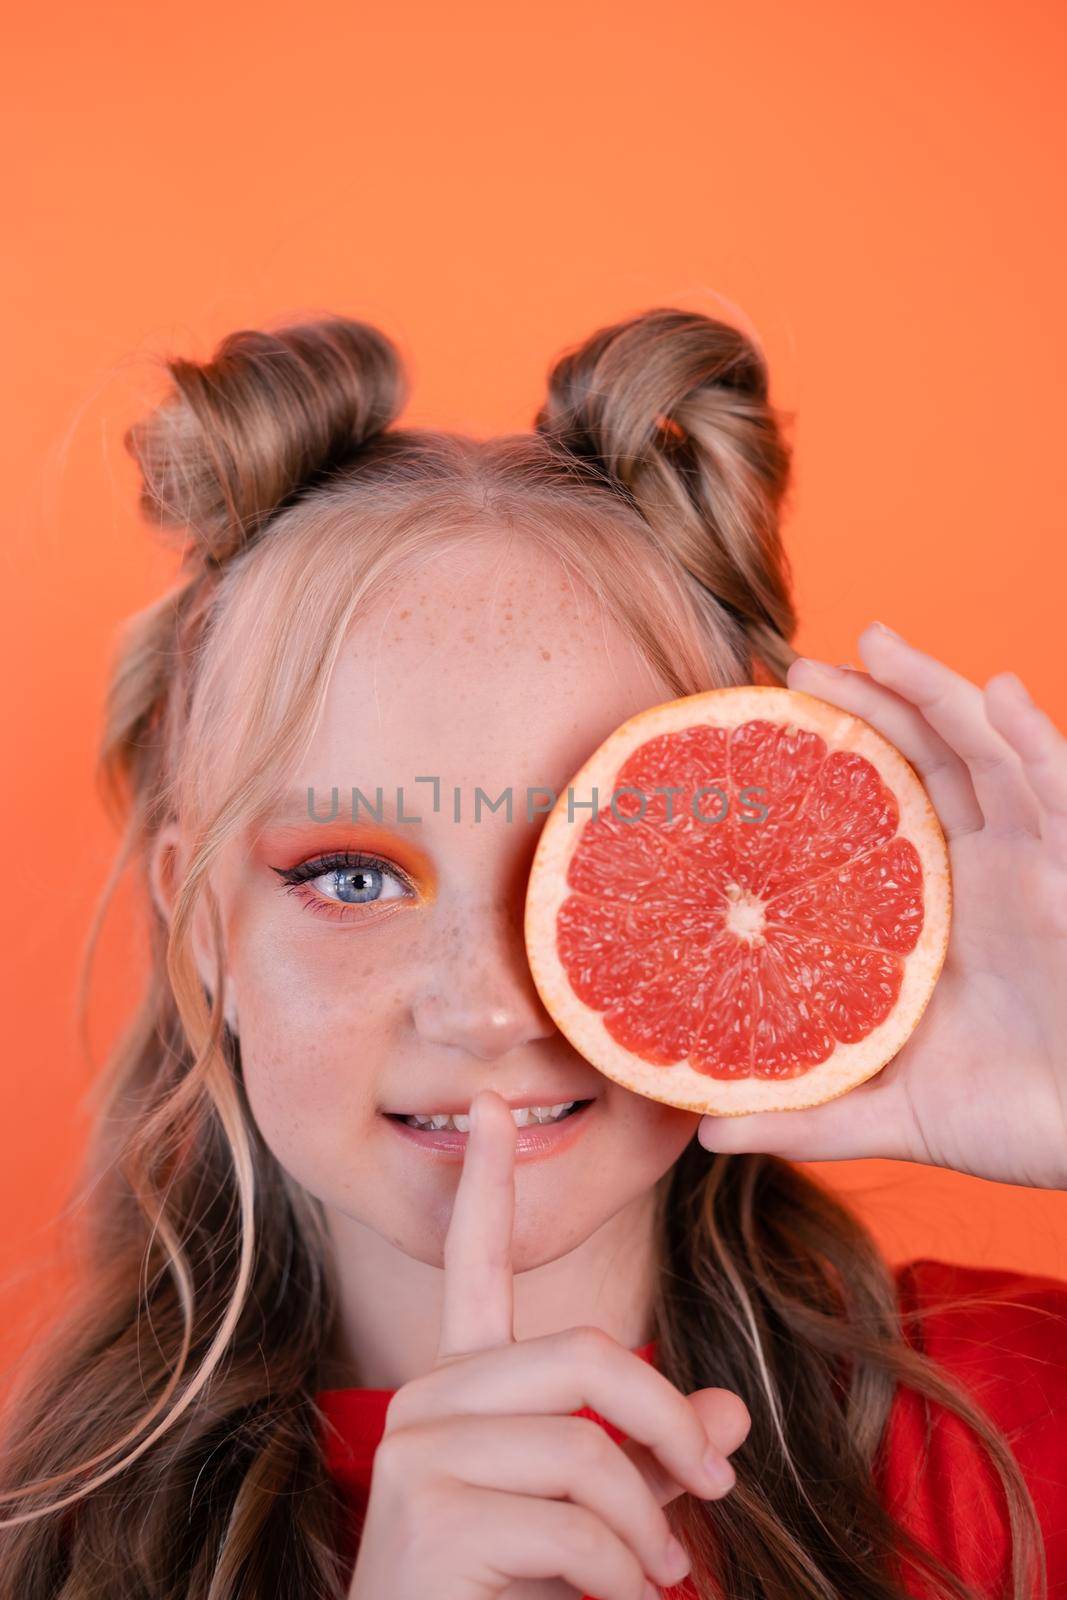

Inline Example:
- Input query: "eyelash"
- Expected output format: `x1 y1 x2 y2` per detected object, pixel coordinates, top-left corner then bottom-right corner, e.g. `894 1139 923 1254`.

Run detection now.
271 850 419 923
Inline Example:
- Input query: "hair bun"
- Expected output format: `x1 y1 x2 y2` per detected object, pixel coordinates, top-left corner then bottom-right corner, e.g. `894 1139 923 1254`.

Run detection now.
124 317 407 567
535 306 770 481
535 307 796 682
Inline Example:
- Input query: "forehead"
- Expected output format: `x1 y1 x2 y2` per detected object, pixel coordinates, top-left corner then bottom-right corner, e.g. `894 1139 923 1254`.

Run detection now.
301 532 672 809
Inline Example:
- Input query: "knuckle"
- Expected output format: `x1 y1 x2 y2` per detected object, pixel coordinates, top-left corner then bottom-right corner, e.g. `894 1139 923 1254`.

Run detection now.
984 818 1040 843
372 1423 426 1487
970 748 1010 775
403 1481 462 1567
372 1437 459 1557
568 1415 614 1468
382 1376 426 1435
382 1390 407 1435
564 1323 615 1363
556 1502 602 1563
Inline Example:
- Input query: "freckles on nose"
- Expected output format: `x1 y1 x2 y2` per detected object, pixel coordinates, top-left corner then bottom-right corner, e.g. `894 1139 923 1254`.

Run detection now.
412 993 549 1060
409 919 554 1060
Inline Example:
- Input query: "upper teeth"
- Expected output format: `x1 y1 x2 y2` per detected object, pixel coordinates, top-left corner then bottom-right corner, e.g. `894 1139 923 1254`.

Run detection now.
401 1101 578 1131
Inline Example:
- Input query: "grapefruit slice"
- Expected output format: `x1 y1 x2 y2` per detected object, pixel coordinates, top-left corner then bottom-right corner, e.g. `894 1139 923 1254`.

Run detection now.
524 686 951 1115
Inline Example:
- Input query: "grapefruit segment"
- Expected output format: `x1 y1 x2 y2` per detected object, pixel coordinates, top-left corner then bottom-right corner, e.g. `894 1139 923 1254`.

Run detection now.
523 686 951 1115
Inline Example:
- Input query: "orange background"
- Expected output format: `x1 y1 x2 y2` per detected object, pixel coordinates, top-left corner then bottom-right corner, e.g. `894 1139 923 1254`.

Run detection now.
2 0 1065 1370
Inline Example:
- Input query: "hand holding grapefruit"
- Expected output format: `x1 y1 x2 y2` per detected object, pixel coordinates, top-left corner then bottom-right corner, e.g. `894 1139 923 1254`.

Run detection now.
528 620 1067 1189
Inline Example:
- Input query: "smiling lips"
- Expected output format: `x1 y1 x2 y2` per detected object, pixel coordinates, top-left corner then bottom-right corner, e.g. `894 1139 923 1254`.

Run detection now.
382 1097 598 1160
390 1099 588 1131
382 1089 596 1117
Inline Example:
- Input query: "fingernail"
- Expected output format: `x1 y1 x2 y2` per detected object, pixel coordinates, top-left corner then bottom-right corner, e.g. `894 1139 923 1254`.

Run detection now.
871 620 902 639
1000 671 1031 703
698 1447 736 1496
792 656 847 677
663 1534 690 1580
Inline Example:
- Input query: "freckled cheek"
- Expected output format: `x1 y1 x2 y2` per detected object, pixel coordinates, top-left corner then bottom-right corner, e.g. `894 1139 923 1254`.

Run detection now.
236 1017 388 1202
234 902 415 1006
230 929 401 1133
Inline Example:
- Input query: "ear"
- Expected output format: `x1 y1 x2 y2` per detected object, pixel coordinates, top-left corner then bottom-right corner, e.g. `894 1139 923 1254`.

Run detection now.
149 822 240 1036
149 819 183 926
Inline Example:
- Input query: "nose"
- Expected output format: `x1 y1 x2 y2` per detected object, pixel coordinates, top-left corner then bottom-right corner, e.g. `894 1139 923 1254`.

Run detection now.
411 900 558 1061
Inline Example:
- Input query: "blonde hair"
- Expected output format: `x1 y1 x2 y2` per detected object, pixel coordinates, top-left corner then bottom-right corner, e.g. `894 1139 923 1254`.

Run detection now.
0 309 1047 1599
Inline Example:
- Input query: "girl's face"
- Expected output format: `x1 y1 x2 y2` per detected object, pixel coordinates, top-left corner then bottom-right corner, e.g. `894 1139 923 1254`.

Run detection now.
201 534 700 1271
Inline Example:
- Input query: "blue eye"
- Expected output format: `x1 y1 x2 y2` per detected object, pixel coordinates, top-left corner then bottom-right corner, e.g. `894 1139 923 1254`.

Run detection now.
271 850 417 920
320 862 399 904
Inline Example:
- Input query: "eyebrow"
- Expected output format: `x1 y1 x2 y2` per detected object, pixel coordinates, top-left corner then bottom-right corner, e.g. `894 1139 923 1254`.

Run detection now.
258 786 413 829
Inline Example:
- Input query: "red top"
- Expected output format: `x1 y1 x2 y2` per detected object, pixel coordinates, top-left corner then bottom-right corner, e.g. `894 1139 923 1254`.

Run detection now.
316 1257 1067 1597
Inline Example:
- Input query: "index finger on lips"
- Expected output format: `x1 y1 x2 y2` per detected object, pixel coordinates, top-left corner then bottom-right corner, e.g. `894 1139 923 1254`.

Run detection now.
417 1324 746 1502
437 1089 518 1361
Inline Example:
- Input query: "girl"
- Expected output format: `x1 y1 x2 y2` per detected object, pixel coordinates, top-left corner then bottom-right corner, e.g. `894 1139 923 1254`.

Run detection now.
0 309 1064 1600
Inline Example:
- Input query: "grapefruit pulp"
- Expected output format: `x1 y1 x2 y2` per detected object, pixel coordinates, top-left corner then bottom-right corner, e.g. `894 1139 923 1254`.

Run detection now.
523 686 951 1115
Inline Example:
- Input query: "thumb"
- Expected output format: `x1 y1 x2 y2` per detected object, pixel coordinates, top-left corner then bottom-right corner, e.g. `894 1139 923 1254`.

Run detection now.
696 1073 911 1163
620 1386 751 1509
690 1385 751 1462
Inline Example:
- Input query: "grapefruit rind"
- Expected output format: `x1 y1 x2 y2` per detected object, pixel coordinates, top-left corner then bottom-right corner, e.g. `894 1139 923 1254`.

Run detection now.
523 685 951 1116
